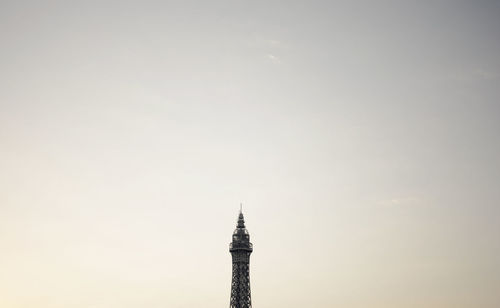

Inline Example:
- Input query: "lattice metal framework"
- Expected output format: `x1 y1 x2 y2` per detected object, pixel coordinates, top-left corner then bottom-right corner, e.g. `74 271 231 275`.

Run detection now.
229 211 253 308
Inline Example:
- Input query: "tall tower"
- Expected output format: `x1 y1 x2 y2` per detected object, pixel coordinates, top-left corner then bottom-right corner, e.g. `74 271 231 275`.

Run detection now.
229 209 253 308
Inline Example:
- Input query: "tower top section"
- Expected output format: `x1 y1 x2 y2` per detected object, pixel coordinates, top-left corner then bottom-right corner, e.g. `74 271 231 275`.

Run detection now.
229 208 253 307
230 210 253 252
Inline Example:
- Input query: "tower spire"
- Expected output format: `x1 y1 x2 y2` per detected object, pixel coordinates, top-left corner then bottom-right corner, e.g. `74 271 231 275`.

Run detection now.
229 207 253 308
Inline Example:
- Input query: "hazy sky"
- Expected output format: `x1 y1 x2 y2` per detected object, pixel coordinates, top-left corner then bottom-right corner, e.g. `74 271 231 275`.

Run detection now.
1 1 499 307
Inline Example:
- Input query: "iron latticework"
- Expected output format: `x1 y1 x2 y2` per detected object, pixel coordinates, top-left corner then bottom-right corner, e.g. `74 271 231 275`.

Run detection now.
229 210 253 308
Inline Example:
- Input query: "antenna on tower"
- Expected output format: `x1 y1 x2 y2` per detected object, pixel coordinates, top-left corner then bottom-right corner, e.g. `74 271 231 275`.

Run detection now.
240 203 242 213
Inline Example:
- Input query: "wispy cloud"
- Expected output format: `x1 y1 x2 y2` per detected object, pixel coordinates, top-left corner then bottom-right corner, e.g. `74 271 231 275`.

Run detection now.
266 53 281 64
241 34 287 64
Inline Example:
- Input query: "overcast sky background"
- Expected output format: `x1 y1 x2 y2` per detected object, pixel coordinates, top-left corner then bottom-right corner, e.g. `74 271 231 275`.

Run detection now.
1 1 499 307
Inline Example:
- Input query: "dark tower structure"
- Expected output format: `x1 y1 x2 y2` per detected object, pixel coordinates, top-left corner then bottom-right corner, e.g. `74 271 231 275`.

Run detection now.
229 209 253 308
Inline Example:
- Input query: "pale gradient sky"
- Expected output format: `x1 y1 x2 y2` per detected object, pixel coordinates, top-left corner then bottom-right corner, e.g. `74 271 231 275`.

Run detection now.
1 1 500 307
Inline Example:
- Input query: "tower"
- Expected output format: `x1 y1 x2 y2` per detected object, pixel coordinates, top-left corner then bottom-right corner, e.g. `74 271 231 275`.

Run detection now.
229 208 253 308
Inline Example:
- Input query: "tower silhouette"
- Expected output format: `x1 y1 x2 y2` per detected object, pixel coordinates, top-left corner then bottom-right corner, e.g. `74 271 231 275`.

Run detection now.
229 209 253 308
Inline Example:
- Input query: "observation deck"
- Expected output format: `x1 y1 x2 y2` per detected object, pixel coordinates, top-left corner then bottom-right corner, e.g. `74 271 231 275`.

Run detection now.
229 241 253 252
